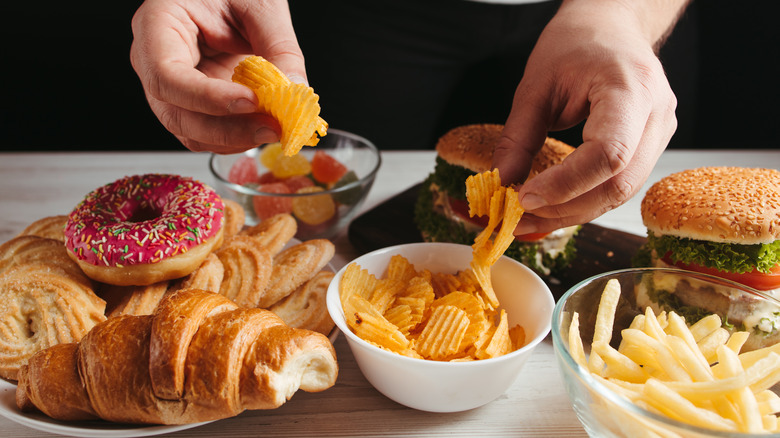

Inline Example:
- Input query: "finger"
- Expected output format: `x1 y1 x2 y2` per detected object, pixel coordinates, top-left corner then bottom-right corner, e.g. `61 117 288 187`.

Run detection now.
516 82 654 212
514 104 674 234
492 78 553 186
147 93 280 153
130 4 259 117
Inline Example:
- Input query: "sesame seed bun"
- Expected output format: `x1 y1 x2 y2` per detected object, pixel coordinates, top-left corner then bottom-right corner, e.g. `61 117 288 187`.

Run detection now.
641 167 780 245
434 124 575 177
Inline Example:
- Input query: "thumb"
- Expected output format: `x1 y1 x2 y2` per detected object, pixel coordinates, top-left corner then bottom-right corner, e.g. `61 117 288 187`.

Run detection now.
235 0 308 84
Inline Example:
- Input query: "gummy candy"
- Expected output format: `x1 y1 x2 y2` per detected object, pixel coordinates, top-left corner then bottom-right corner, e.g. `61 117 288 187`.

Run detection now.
292 186 336 225
271 154 312 179
283 175 316 193
259 142 284 169
331 171 362 205
252 182 293 220
227 156 259 186
311 150 348 184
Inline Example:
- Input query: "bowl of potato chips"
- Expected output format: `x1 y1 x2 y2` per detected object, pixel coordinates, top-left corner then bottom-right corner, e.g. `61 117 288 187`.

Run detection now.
326 242 555 412
209 129 381 240
552 267 780 437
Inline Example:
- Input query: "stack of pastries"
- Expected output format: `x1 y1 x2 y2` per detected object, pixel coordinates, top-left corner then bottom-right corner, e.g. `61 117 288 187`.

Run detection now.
0 197 339 425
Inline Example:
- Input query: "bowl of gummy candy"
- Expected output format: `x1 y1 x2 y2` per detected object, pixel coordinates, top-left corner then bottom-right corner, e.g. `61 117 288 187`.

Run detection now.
209 129 381 240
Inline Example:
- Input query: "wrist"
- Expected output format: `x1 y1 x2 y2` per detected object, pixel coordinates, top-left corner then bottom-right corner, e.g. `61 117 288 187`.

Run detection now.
556 0 689 51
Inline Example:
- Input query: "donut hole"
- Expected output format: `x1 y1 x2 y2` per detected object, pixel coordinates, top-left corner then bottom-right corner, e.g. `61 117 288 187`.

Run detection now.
127 205 161 223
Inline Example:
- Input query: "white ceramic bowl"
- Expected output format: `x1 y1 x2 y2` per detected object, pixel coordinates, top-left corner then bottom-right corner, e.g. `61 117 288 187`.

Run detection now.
326 242 555 412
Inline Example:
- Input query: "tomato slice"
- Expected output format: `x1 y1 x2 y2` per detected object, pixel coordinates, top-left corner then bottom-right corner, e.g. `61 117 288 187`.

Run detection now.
662 254 780 291
448 197 489 228
447 196 550 242
515 232 552 242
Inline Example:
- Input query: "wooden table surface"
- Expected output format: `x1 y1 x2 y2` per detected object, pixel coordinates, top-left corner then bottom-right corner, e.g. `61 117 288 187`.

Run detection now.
0 148 777 437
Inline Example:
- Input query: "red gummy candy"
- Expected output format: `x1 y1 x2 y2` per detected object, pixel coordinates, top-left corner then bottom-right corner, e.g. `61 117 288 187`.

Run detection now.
257 171 282 184
227 156 259 185
311 151 348 184
252 182 293 220
283 175 315 193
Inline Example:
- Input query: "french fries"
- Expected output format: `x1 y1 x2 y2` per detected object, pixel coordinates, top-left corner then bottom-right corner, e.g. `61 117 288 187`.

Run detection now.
569 280 780 434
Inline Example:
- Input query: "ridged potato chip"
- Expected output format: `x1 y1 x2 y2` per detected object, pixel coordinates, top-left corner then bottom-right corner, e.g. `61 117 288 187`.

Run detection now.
369 278 404 315
339 262 379 301
416 305 470 361
344 294 409 352
465 169 501 218
233 56 328 156
340 255 527 361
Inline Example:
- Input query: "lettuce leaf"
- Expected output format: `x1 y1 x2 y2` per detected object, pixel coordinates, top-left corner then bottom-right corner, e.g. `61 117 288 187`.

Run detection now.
430 156 475 201
647 232 780 274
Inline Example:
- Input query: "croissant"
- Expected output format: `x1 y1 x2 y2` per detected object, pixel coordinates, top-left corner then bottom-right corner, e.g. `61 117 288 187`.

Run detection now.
16 288 339 424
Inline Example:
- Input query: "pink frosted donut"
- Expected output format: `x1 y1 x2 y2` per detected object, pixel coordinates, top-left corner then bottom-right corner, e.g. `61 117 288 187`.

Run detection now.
65 174 225 286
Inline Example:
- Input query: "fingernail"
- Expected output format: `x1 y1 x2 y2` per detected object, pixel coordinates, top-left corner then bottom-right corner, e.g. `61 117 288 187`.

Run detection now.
254 127 279 145
514 221 537 235
520 193 547 210
228 98 257 114
287 74 307 85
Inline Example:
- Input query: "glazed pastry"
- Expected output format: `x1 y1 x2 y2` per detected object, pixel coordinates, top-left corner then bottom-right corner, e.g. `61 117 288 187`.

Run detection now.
16 288 338 424
239 213 297 255
171 252 224 293
0 269 106 380
100 280 171 318
0 235 88 285
261 239 334 308
215 235 273 307
17 215 68 242
221 199 246 240
269 270 335 336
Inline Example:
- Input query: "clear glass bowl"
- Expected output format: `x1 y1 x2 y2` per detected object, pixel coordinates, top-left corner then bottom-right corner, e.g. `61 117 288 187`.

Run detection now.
552 267 780 437
209 129 381 240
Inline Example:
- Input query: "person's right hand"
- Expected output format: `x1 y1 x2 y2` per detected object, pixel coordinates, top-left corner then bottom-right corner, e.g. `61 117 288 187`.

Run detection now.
130 0 305 154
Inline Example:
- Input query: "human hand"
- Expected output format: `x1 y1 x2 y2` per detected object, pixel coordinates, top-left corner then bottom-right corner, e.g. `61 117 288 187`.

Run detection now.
130 0 305 153
492 0 683 234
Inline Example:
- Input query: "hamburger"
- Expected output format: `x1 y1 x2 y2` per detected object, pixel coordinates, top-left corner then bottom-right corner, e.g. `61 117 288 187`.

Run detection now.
635 166 780 350
413 124 579 277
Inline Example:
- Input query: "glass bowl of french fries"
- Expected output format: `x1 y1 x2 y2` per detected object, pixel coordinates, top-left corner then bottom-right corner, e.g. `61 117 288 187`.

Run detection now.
209 129 381 240
552 267 780 437
326 242 555 412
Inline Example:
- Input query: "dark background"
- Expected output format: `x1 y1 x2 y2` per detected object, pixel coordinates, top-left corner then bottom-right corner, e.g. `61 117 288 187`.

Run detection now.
1 1 777 152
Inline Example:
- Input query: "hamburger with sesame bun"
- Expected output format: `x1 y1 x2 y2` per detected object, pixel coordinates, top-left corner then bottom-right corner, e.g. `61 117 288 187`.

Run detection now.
413 124 579 277
635 166 780 349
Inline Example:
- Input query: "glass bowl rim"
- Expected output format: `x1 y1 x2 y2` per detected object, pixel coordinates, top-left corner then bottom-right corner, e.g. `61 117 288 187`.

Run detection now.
208 128 382 198
551 266 777 438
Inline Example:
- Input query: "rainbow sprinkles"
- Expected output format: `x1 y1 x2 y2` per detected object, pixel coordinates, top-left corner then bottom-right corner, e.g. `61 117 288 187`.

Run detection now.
65 174 225 267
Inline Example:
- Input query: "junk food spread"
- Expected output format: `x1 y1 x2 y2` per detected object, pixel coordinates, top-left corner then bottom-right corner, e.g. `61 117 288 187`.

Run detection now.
414 124 579 277
1 172 339 425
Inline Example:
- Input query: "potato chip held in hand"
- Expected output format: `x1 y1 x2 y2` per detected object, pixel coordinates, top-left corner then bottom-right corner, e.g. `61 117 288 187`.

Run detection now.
232 56 328 156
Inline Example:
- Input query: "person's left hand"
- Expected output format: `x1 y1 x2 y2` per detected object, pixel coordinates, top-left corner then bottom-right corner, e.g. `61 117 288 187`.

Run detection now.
492 1 679 235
